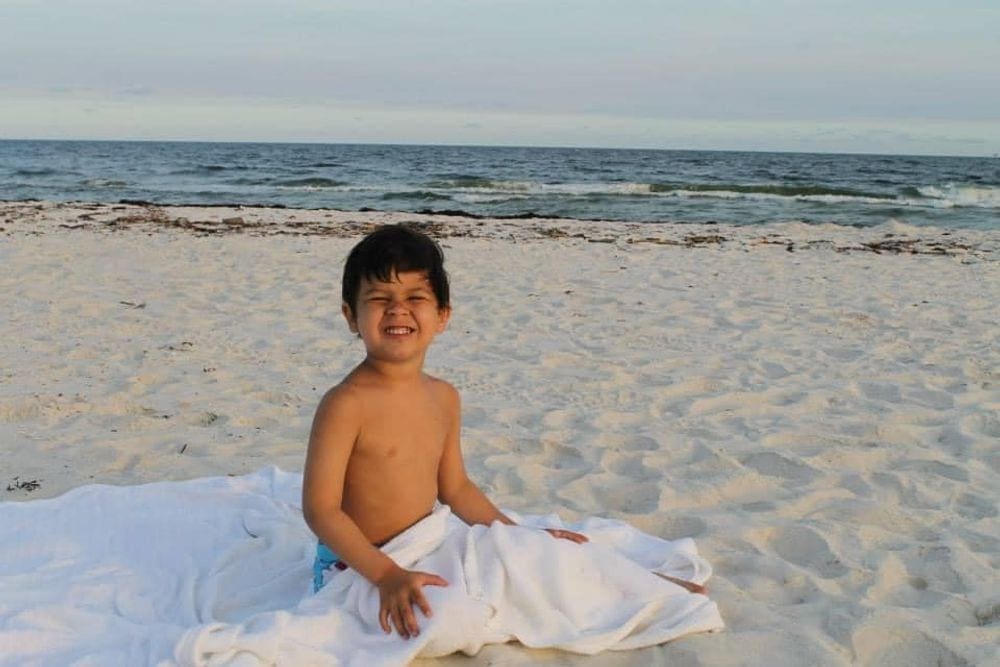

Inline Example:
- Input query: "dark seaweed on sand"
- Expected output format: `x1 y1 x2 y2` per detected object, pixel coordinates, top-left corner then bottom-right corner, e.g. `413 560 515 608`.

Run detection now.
6 477 41 492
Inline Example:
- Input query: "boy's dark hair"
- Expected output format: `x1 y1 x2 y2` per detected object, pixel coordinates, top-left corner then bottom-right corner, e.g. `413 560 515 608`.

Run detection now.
342 224 450 315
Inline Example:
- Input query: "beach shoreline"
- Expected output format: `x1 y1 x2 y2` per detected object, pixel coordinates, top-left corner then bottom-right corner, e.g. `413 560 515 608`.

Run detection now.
2 201 997 665
3 200 998 257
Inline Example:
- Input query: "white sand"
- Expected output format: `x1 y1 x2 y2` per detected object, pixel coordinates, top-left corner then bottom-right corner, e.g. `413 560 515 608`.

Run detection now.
2 201 998 665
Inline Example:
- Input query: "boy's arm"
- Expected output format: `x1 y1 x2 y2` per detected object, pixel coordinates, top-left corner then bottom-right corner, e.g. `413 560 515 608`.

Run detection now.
436 384 513 526
303 388 447 638
436 385 586 544
302 388 397 583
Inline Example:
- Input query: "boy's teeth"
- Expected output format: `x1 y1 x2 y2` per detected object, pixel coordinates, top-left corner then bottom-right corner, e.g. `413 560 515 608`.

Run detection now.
386 327 411 334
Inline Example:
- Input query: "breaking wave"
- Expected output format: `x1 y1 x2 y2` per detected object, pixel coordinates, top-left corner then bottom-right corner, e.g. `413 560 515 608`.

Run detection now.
382 190 453 201
411 179 1000 211
911 184 1000 208
272 177 347 189
649 183 888 199
169 165 229 175
425 175 530 191
80 178 127 188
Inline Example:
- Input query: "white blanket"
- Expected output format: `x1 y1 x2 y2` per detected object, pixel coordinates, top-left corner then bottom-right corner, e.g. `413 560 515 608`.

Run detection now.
0 468 723 665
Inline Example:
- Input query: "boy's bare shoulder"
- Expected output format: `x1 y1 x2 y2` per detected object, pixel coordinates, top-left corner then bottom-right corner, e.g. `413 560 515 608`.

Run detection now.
424 374 460 408
314 376 369 420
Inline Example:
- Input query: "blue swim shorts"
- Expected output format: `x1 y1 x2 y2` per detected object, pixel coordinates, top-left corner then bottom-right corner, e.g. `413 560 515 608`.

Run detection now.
312 542 345 592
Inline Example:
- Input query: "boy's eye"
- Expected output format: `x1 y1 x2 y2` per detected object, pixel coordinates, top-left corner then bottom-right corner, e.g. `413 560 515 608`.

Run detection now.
408 295 427 301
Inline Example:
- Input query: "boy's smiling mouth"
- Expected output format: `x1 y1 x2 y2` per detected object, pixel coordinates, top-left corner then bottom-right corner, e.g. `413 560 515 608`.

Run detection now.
384 326 415 335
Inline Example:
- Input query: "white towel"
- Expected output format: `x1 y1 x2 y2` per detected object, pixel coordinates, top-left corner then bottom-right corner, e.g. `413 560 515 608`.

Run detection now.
0 468 723 666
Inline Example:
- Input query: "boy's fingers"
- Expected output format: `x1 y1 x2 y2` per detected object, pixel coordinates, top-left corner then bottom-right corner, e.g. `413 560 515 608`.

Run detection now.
680 581 707 594
655 573 707 594
379 607 391 634
415 590 434 618
423 573 449 587
545 528 588 543
390 607 408 638
402 603 420 637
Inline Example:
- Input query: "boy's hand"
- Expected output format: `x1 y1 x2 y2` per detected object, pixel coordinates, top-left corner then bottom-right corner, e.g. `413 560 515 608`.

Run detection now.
375 567 449 639
543 527 588 544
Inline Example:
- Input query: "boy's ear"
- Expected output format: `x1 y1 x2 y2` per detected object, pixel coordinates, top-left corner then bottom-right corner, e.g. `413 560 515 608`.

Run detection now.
436 304 452 333
341 303 359 333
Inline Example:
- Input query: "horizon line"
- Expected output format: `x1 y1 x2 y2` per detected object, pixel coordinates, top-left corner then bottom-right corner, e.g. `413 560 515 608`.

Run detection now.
1 137 996 160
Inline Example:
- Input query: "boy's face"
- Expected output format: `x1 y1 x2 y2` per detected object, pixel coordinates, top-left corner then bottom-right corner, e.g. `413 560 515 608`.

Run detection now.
342 270 450 363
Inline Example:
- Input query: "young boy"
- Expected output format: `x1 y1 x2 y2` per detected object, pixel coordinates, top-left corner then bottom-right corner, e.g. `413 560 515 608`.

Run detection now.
302 225 587 640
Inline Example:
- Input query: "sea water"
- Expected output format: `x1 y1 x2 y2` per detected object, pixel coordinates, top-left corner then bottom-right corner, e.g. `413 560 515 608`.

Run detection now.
1 140 997 230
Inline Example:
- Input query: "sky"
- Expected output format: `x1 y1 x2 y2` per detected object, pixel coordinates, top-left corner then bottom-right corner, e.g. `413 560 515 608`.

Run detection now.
1 0 998 155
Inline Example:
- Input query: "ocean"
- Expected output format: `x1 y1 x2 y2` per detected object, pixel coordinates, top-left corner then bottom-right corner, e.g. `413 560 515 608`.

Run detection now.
1 140 998 230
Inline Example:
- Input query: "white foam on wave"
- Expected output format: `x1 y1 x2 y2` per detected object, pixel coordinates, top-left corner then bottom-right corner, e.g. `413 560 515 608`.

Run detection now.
436 180 1000 211
916 184 1000 208
275 184 383 193
489 180 532 192
659 189 898 207
430 181 653 201
443 181 647 196
660 187 1000 210
323 180 1000 214
451 193 530 204
542 182 654 196
81 179 128 188
436 179 532 192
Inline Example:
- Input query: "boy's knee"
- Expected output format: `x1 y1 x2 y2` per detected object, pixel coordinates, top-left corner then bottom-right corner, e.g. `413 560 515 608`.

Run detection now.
418 586 498 657
423 584 480 620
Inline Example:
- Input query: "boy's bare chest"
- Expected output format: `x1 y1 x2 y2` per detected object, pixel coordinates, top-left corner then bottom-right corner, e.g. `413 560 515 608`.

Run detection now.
355 398 448 463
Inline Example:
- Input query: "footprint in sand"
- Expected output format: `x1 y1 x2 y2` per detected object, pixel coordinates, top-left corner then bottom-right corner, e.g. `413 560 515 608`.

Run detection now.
183 411 225 427
770 525 848 579
852 621 970 667
656 514 707 540
956 527 1000 555
538 440 587 471
857 381 902 403
604 482 660 514
903 387 955 410
934 425 973 457
822 346 864 362
975 600 1000 627
557 476 660 514
837 473 873 497
953 492 997 520
620 435 660 452
867 554 943 607
740 500 776 512
756 360 790 379
904 545 967 594
871 471 939 510
720 551 823 607
895 459 969 482
490 468 524 497
961 412 1000 439
738 451 818 486
601 451 660 481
